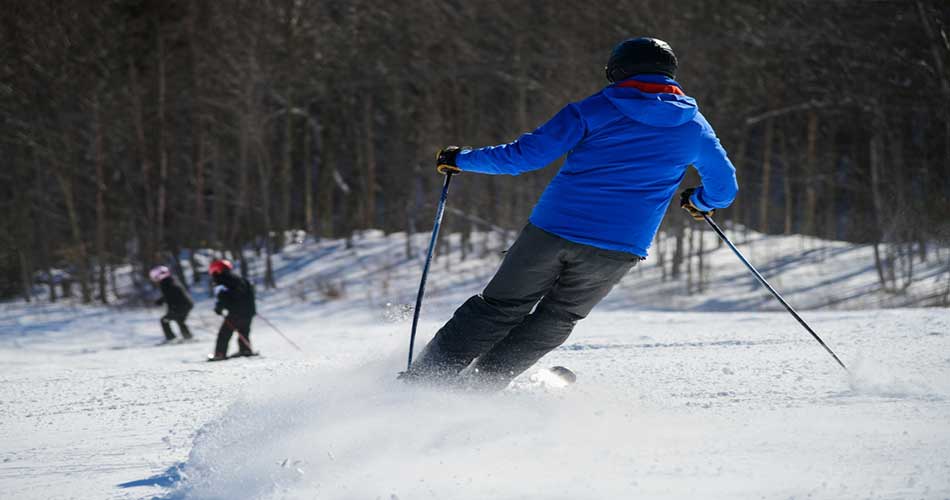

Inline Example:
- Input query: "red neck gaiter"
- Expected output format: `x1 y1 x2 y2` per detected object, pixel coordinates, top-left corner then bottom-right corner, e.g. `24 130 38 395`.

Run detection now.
616 79 685 96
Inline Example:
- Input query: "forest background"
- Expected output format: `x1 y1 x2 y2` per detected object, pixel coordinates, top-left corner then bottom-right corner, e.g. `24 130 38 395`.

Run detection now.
2 0 948 304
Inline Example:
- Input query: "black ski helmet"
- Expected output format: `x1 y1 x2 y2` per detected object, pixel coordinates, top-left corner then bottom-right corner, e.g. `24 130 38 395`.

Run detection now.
605 37 677 83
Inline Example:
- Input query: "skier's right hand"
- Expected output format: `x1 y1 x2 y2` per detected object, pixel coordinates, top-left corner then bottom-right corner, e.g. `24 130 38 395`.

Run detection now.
436 146 463 175
155 297 165 306
680 187 714 221
214 306 224 316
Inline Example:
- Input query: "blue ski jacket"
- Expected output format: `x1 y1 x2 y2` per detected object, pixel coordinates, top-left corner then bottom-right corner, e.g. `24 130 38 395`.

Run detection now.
456 74 738 257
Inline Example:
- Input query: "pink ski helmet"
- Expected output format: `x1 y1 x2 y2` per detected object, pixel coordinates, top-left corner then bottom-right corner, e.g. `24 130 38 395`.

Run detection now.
149 265 171 283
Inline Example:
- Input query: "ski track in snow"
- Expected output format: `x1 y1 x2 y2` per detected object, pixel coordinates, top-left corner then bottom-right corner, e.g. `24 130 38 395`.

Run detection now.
1 231 950 499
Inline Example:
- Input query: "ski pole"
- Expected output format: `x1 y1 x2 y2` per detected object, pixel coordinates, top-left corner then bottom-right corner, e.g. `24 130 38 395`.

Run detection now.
407 172 454 371
256 313 303 352
702 214 848 371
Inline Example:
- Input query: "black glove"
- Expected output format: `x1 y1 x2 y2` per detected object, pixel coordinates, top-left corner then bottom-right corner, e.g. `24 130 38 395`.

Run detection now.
436 146 463 175
214 306 224 316
155 297 165 306
680 187 714 221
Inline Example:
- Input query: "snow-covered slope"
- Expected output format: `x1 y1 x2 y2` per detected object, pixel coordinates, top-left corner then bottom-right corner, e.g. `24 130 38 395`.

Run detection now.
1 229 949 499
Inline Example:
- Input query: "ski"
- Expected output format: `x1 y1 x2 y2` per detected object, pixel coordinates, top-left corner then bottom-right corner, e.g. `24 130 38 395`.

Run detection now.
513 366 577 391
155 337 199 347
548 366 577 384
205 351 261 362
229 351 260 359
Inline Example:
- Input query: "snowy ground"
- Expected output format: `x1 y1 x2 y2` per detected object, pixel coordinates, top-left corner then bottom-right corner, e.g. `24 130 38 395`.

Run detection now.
2 230 950 499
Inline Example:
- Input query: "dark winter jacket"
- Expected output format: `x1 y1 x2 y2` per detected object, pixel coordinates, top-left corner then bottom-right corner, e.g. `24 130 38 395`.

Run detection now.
156 276 194 314
456 74 738 257
213 272 256 319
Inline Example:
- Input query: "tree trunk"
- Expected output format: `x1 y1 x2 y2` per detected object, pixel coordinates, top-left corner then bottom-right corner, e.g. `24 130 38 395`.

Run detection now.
942 250 950 307
255 140 277 289
759 118 774 234
362 96 376 228
230 72 253 248
231 112 249 246
779 121 793 235
872 243 891 291
194 130 207 240
280 91 293 243
233 246 248 280
156 21 169 258
869 117 892 291
686 224 695 294
303 111 314 235
18 248 32 302
114 262 126 300
279 0 299 240
56 169 92 303
730 125 749 228
406 165 423 259
211 139 224 245
128 55 155 265
94 97 109 303
698 224 706 292
10 153 33 301
887 126 914 291
671 217 685 280
188 0 207 241
33 157 55 302
319 126 336 238
405 209 415 260
803 111 818 236
310 111 325 237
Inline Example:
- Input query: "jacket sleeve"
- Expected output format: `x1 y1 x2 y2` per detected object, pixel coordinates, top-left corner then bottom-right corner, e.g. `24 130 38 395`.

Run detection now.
690 115 739 212
455 104 586 175
213 285 229 313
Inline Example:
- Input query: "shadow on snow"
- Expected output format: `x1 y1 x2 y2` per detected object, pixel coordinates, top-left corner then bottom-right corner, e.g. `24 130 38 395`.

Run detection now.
117 463 185 499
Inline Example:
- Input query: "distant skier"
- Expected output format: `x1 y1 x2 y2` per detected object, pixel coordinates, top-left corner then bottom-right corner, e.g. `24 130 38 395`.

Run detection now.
407 37 739 389
150 265 194 344
207 259 256 361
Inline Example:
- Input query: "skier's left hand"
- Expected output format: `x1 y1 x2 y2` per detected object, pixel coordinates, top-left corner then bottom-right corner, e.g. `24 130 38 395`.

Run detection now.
435 146 463 175
214 306 224 316
680 187 714 221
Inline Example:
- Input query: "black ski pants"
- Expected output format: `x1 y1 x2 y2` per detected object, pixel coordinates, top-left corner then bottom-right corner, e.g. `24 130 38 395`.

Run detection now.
215 315 253 356
160 308 193 340
411 223 639 387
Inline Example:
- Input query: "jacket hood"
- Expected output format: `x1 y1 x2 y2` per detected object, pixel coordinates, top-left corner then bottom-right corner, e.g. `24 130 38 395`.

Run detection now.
602 74 697 127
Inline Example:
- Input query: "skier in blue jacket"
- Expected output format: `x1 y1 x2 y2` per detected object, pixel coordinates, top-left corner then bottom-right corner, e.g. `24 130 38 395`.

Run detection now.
407 37 738 389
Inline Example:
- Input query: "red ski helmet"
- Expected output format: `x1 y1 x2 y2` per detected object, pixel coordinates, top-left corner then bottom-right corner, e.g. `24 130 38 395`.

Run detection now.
208 259 234 276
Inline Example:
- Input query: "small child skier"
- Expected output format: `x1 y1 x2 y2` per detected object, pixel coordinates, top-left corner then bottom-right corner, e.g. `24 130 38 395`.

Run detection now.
207 259 257 361
407 37 739 389
150 265 194 344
